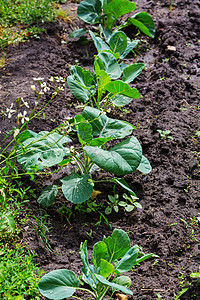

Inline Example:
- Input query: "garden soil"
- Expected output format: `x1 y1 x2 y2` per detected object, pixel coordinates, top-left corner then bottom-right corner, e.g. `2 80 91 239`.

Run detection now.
1 0 200 299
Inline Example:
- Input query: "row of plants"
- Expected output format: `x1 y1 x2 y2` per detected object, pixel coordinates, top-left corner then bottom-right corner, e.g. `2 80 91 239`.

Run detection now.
1 0 199 299
0 0 155 295
15 1 156 298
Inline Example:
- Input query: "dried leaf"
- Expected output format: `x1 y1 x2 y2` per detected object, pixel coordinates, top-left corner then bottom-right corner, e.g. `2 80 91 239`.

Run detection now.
91 189 101 200
115 293 128 300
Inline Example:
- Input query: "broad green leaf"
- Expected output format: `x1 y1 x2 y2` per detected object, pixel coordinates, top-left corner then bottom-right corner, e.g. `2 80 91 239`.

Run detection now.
89 30 110 52
17 131 71 171
80 240 89 275
104 0 136 29
97 52 121 79
116 245 139 273
95 274 133 295
69 28 87 38
67 76 95 103
17 129 37 143
37 185 58 208
121 40 139 59
82 106 134 139
75 114 93 144
0 212 15 233
105 80 140 98
88 136 113 146
84 136 142 175
93 241 109 268
103 49 121 60
112 275 131 290
109 31 127 54
104 0 136 17
67 66 96 103
99 259 115 278
103 228 130 261
122 63 145 83
137 155 152 174
136 253 154 265
77 0 102 24
128 12 156 38
71 65 95 87
103 27 112 42
113 178 137 197
94 59 111 97
111 94 133 107
38 269 80 299
61 173 93 204
80 241 98 290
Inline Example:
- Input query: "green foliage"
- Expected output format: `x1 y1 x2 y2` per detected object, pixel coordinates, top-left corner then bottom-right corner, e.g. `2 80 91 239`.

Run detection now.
0 243 41 299
0 0 55 26
90 30 140 60
37 185 58 208
190 269 200 283
67 53 143 109
38 228 154 299
157 129 173 140
17 131 71 171
75 0 155 36
105 191 142 214
0 26 45 49
17 107 151 206
61 173 93 204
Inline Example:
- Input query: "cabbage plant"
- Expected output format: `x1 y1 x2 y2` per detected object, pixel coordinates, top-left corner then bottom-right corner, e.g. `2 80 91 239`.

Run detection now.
67 51 144 109
38 228 154 300
69 0 155 39
17 107 151 206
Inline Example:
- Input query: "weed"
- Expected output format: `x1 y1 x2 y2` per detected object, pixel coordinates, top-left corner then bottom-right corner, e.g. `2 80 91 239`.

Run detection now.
56 7 74 23
157 129 173 140
0 243 41 299
0 0 55 26
105 192 142 215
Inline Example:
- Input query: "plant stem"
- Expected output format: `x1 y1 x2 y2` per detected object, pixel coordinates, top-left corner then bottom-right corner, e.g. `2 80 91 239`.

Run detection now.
1 91 58 157
76 287 96 299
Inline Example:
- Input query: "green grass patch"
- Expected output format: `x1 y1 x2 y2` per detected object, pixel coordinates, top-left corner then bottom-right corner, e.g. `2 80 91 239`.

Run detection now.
0 243 41 300
0 0 56 26
0 0 57 49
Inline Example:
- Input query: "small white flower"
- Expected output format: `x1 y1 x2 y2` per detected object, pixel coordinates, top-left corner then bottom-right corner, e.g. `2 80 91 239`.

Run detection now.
13 128 20 138
58 86 64 91
21 98 29 108
18 111 29 124
49 76 54 82
41 82 50 93
33 77 44 81
6 103 16 118
31 85 36 92
44 86 50 93
54 76 65 83
41 82 47 88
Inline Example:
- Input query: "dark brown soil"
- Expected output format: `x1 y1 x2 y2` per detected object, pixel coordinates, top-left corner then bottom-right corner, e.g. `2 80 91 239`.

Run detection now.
1 0 200 299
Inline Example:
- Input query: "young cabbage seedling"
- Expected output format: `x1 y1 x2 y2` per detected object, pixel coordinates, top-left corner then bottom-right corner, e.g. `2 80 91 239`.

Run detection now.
38 228 155 300
17 107 152 207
